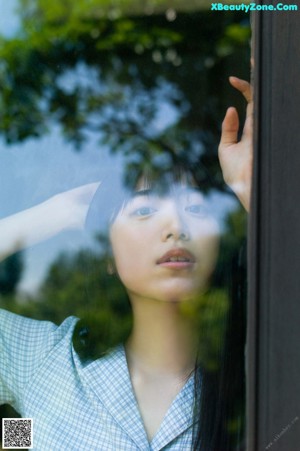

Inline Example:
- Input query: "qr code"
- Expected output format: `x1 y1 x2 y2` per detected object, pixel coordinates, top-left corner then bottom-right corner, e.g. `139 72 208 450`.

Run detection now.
2 418 33 449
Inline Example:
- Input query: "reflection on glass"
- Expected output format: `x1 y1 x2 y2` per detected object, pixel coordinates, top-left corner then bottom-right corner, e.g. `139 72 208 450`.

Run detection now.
0 2 250 450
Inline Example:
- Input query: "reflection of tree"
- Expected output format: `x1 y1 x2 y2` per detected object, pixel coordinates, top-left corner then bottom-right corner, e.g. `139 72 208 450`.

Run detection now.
0 0 250 189
0 253 23 296
8 245 132 356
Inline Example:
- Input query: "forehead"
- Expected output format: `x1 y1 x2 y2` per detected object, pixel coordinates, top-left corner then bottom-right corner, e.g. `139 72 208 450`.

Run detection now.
131 187 204 202
135 171 197 193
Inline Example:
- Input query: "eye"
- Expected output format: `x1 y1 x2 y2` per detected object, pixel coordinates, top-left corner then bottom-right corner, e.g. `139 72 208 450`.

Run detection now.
185 204 208 217
132 206 157 217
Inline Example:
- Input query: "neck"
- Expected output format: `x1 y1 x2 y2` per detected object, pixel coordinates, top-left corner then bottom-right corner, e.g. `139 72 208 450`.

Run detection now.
125 296 198 379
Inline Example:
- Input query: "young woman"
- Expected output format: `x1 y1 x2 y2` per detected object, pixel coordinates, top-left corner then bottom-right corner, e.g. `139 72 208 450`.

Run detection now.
0 77 252 450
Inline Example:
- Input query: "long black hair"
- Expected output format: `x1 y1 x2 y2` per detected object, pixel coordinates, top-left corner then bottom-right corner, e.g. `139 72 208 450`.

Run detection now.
192 237 247 450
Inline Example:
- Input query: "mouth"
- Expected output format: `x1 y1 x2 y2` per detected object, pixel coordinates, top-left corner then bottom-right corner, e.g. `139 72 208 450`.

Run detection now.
157 248 196 269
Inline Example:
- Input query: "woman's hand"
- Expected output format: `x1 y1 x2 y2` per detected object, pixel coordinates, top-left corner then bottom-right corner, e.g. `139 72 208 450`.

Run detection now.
218 77 253 211
0 182 100 261
51 182 100 230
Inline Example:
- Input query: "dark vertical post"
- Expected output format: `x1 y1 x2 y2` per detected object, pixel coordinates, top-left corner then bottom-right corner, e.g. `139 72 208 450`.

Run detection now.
248 7 300 451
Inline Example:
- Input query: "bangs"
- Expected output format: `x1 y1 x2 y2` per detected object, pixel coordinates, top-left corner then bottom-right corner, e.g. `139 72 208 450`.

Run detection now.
134 166 196 196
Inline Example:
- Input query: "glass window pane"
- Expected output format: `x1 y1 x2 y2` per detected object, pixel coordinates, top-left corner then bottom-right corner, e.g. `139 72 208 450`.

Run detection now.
0 2 250 449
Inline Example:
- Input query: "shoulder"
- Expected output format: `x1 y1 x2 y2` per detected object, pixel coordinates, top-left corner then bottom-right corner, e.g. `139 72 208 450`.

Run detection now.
0 308 78 353
0 309 79 406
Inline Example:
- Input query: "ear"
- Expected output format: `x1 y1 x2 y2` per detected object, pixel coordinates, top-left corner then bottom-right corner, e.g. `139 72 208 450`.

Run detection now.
107 260 115 275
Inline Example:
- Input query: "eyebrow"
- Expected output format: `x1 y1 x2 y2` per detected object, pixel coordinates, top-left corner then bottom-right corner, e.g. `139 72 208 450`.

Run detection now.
176 187 203 196
132 189 154 197
132 187 203 198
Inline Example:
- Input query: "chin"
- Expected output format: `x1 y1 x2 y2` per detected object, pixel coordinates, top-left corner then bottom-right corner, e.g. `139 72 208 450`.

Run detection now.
159 283 205 303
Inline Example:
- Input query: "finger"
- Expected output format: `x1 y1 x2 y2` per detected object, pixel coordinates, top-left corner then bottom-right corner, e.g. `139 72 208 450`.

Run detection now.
219 107 239 148
68 181 101 202
85 181 101 193
229 76 252 103
81 182 101 199
73 181 101 194
242 104 253 140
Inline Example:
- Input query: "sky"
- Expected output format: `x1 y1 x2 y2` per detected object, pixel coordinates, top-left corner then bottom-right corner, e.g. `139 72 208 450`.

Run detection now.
0 0 19 37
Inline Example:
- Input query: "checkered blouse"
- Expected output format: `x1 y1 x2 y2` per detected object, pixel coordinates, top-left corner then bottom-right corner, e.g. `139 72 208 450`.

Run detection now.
0 309 195 450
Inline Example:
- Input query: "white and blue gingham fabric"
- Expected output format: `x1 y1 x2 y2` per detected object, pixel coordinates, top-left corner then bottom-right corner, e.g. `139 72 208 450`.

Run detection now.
0 308 194 450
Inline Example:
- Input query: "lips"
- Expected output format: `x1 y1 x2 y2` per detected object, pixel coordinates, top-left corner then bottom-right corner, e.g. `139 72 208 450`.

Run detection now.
157 248 196 269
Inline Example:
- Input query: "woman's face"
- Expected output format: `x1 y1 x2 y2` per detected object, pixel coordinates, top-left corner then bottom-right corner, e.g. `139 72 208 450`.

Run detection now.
109 183 220 303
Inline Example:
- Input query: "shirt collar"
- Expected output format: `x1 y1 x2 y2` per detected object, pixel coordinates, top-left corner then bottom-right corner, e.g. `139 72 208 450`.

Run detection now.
74 344 194 450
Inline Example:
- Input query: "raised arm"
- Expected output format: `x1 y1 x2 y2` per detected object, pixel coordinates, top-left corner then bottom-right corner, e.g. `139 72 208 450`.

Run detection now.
218 77 253 211
0 182 99 261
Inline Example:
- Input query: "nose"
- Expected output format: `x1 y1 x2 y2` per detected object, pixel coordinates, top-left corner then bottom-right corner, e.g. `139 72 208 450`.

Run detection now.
161 202 190 242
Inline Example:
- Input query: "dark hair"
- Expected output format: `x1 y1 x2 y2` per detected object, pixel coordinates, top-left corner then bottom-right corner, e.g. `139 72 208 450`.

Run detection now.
192 239 247 450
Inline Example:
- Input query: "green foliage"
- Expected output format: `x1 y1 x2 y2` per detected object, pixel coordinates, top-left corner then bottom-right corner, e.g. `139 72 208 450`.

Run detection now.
5 247 133 353
0 252 24 296
0 0 250 190
181 289 229 372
